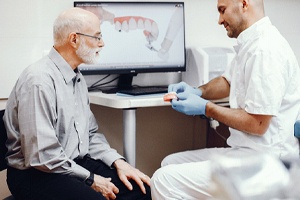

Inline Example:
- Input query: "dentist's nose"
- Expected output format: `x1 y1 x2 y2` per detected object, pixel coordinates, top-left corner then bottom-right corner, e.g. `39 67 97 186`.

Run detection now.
218 15 224 25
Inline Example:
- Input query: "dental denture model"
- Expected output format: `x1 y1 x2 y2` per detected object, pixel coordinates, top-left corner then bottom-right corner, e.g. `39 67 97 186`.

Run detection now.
163 92 178 102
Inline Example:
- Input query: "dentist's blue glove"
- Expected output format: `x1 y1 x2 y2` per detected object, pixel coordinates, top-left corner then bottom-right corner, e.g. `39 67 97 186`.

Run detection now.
168 82 202 96
171 92 208 116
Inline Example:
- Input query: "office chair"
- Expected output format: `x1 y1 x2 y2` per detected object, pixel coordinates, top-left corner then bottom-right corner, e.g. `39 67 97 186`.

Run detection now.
279 119 300 170
294 120 300 142
0 110 7 171
0 109 14 200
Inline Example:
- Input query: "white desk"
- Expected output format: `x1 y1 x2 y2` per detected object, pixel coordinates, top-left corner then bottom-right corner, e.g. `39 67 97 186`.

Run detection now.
89 92 171 166
89 92 229 167
0 99 7 110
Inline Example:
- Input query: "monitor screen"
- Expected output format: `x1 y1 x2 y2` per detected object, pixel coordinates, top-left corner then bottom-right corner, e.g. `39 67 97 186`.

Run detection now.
74 1 186 76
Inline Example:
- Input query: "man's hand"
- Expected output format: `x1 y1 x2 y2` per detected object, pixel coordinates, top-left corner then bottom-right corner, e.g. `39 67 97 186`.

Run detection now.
113 159 150 194
171 93 208 116
91 175 119 200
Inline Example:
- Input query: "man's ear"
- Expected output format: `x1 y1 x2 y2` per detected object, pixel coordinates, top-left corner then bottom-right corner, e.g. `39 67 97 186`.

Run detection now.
69 32 78 48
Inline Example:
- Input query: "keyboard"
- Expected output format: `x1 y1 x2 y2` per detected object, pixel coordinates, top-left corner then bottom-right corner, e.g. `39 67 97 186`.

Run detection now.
117 86 168 96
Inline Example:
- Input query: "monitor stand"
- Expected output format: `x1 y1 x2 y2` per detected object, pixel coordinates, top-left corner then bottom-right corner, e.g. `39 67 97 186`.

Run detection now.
101 73 137 94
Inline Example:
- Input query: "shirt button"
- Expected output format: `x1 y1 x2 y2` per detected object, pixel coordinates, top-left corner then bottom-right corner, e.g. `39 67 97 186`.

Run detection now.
80 140 83 144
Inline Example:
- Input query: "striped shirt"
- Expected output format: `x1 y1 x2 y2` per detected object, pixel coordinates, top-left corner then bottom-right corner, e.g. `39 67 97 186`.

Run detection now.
4 47 124 181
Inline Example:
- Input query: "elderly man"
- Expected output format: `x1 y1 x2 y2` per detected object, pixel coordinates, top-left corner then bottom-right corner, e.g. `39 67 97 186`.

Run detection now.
4 8 151 200
151 0 300 199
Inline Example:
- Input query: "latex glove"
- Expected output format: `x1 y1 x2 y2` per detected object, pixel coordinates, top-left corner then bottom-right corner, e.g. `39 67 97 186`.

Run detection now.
171 93 208 116
168 82 202 96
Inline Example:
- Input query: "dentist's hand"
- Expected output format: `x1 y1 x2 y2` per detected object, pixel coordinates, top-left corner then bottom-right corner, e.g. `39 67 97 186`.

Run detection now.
168 82 202 96
171 92 208 116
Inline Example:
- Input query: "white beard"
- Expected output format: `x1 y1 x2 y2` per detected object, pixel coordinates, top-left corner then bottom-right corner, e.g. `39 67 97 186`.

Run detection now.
76 40 101 64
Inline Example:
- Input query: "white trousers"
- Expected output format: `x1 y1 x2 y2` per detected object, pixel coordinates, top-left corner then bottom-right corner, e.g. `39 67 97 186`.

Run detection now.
150 147 257 200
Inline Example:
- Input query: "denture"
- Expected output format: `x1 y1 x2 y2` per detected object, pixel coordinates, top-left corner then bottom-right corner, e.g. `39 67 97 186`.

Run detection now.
163 92 178 102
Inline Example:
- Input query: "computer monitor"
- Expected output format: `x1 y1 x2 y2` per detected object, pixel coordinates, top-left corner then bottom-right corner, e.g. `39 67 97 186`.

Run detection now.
74 1 186 92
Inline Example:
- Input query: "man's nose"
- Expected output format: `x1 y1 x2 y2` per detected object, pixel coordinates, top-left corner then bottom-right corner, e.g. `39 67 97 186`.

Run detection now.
98 38 104 47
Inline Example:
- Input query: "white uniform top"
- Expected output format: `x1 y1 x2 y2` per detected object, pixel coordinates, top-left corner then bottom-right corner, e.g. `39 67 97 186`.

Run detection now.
223 17 300 159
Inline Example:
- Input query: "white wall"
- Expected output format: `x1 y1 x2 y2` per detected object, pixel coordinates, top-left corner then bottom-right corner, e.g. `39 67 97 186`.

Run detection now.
1 1 300 198
185 0 300 53
0 0 69 98
1 0 300 98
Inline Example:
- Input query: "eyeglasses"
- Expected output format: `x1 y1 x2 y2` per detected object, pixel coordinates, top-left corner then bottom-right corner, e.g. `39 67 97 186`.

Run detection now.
76 32 102 41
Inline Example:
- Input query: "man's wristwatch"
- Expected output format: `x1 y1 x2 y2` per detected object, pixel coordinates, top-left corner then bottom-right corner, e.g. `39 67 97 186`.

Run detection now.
85 172 94 186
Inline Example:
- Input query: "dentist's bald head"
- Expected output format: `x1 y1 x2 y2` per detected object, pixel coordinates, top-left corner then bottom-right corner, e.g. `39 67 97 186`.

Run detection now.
217 0 265 38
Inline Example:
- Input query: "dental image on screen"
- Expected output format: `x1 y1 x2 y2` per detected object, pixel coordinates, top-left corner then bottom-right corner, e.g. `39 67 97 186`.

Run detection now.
75 2 185 74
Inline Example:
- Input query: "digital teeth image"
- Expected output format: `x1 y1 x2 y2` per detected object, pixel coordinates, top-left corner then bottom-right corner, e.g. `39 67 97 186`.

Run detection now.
114 16 159 41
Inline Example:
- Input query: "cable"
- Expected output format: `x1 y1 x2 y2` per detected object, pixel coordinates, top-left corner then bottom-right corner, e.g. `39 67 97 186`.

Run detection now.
209 118 227 141
88 75 120 92
89 74 111 88
209 118 219 130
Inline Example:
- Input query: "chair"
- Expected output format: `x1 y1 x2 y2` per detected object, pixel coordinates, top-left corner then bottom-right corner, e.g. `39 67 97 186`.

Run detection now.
280 120 300 170
0 109 14 200
294 120 300 141
0 110 8 171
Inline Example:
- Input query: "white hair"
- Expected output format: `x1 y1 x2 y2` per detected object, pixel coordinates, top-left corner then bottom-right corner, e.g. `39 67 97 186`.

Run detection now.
53 8 90 46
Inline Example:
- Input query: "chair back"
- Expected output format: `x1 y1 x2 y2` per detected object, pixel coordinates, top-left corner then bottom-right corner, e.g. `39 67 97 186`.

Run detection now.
294 120 300 141
0 109 8 171
293 119 300 166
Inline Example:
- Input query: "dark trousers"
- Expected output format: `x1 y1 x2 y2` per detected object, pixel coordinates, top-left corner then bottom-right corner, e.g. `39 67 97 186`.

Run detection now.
7 156 151 200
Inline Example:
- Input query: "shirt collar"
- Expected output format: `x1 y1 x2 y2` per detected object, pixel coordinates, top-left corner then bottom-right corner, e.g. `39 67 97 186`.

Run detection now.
48 47 77 84
234 17 271 53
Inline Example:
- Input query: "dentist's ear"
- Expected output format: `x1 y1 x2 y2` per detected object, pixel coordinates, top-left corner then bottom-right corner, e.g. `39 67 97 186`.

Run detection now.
242 0 248 9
